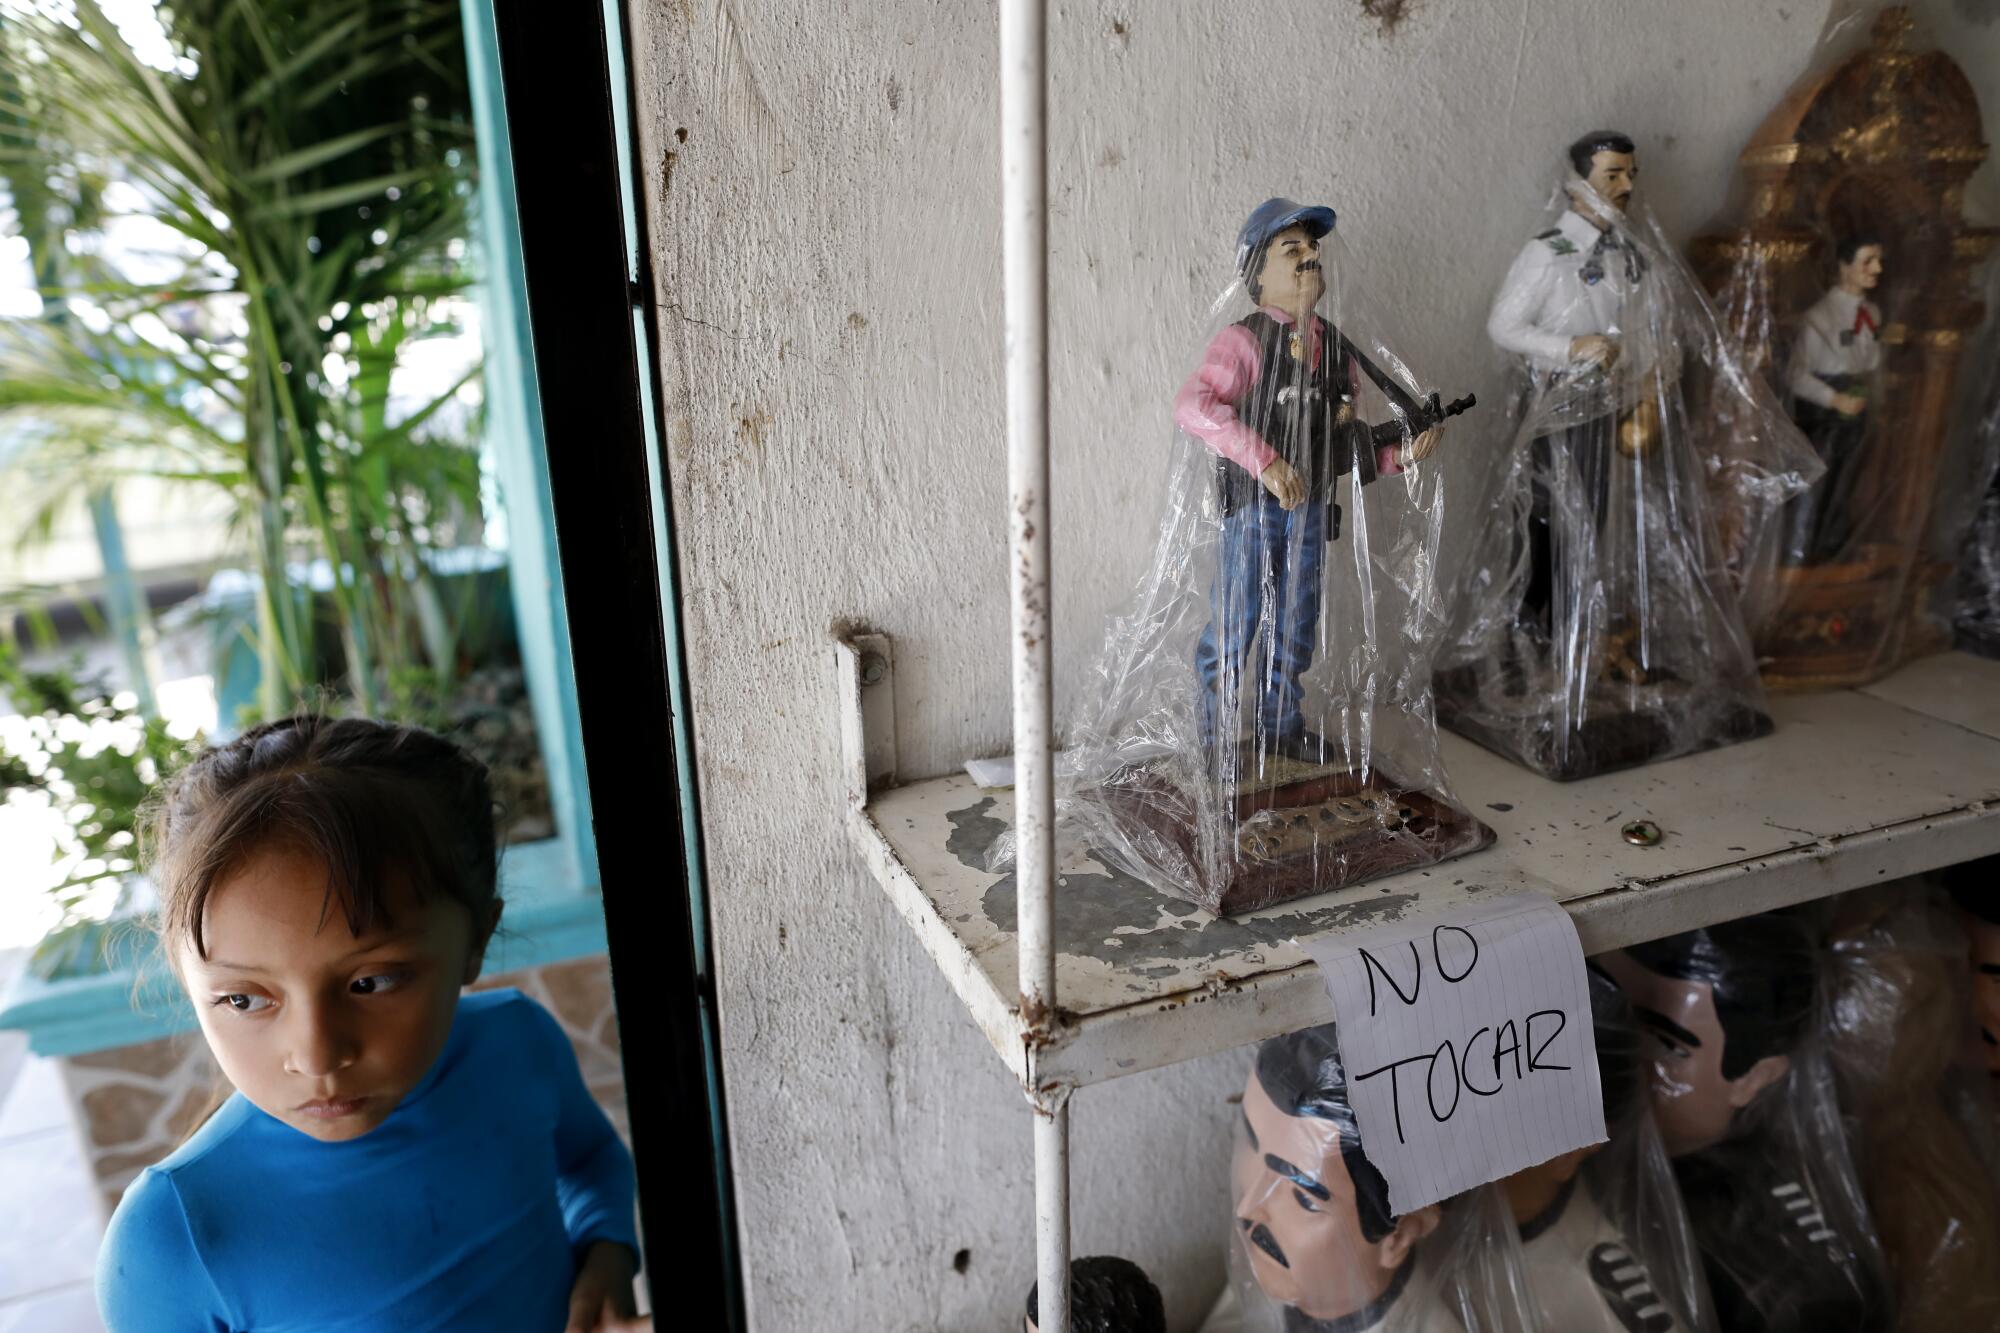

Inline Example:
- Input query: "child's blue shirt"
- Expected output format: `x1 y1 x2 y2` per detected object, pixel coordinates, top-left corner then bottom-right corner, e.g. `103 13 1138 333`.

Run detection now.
95 988 638 1331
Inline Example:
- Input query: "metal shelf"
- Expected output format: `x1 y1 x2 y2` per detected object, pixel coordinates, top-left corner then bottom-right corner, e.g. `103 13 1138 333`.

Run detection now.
951 9 2000 1321
840 636 2000 1093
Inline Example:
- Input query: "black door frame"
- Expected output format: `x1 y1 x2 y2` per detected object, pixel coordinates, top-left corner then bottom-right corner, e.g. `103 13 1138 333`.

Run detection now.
488 3 743 1327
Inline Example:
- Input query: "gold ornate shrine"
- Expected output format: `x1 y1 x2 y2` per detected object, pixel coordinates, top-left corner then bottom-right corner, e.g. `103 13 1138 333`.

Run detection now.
1692 6 1997 689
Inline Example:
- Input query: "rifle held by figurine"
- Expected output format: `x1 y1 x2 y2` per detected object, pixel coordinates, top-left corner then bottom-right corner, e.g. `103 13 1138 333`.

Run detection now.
1367 392 1477 450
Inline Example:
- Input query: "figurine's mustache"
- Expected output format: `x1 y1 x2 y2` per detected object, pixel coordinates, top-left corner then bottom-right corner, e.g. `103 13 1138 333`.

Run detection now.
1241 1219 1290 1268
1296 260 1322 275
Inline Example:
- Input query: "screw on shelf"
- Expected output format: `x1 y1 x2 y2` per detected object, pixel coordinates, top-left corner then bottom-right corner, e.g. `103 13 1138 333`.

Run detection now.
859 652 888 687
1621 819 1663 847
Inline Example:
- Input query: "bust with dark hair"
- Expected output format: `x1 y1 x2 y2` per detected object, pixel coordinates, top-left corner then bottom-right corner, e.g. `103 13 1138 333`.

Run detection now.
1603 915 1893 1333
1502 965 1696 1331
1941 856 2000 1084
1023 1255 1165 1333
1501 967 1637 1225
1600 914 1816 1153
1223 1024 1443 1329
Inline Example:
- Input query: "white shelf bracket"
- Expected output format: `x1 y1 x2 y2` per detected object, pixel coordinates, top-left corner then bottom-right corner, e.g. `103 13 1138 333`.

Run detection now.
834 630 897 806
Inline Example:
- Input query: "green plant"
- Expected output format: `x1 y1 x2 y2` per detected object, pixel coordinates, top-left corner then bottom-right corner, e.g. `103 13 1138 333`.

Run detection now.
0 637 199 979
0 0 483 719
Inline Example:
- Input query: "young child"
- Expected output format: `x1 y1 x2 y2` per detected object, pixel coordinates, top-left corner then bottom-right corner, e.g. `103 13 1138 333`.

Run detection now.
96 715 648 1332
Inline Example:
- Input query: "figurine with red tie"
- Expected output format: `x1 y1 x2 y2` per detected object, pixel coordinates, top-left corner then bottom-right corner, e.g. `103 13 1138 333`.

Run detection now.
1780 238 1887 565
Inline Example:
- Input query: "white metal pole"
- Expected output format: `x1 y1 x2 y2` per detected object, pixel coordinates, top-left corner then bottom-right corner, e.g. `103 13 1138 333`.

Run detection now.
1000 0 1063 1328
1034 1101 1072 1333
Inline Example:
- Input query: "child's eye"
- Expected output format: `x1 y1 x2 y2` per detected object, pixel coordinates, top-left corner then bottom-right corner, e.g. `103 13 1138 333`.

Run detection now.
214 993 272 1014
350 972 407 996
1293 1188 1320 1214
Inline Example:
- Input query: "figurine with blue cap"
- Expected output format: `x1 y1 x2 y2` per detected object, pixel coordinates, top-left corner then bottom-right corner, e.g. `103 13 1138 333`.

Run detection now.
1175 198 1474 760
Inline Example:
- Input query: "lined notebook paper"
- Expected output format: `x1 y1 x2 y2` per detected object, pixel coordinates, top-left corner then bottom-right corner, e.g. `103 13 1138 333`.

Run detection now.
1297 891 1606 1215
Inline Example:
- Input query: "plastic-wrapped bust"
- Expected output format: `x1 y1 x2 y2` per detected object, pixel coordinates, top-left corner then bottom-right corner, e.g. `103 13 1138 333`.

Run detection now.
1201 1023 1541 1332
1598 914 1893 1333
1023 1255 1167 1333
1434 131 1817 782
1827 883 2000 1331
1502 966 1714 1332
1941 858 2000 1109
1023 198 1490 914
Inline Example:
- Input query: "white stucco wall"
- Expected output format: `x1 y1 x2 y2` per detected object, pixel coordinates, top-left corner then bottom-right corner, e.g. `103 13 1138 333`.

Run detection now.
626 2 2000 1328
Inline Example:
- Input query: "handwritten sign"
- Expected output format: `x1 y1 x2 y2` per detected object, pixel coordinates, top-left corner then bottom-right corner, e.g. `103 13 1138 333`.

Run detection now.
1296 892 1605 1215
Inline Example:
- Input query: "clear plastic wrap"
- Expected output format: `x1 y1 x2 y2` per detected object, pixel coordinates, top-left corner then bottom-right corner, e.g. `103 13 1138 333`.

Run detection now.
1018 199 1491 915
1940 857 2000 1127
1825 883 2000 1332
1201 1023 1542 1333
1502 965 1715 1332
1950 360 2000 658
1690 2 2000 688
1599 913 1894 1333
1434 135 1819 782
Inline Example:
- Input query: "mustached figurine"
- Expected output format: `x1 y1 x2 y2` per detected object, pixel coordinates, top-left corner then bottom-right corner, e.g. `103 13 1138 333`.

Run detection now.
1178 198 1452 759
1034 197 1491 915
1437 129 1799 783
1504 966 1709 1333
1202 1024 1537 1332
1600 916 1892 1333
1024 1255 1167 1333
1780 236 1887 566
1485 130 1651 646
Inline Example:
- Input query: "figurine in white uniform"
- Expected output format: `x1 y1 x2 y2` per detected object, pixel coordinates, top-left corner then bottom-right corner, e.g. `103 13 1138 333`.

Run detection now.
1485 129 1655 642
1779 237 1885 564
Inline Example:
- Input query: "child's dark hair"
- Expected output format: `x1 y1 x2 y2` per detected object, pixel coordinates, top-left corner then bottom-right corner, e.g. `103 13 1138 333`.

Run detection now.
142 715 500 961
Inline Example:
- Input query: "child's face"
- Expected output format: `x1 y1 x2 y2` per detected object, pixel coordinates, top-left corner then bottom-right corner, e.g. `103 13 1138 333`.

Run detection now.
178 841 492 1143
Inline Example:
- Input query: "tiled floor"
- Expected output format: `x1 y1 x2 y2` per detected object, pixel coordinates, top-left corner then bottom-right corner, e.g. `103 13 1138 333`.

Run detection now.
0 1008 106 1331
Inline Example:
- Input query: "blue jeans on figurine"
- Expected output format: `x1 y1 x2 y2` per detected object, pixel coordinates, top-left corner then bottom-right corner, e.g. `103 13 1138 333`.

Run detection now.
1195 493 1327 749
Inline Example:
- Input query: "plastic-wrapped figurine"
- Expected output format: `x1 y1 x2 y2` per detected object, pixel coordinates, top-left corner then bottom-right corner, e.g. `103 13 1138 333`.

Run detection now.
1179 200 1460 756
1827 884 2000 1331
1434 132 1817 782
1599 915 1893 1333
1503 966 1713 1332
1778 237 1886 565
1691 4 1998 687
1941 858 2000 1096
1953 380 2000 658
1025 199 1491 914
1200 1023 1542 1332
1024 1256 1167 1333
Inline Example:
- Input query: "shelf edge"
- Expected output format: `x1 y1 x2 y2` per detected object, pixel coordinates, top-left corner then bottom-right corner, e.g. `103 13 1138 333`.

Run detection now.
1030 795 2000 1089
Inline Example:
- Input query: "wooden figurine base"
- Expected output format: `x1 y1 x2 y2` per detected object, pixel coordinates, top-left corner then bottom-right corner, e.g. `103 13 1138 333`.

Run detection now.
1098 753 1493 917
1436 663 1772 783
1757 550 1952 691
